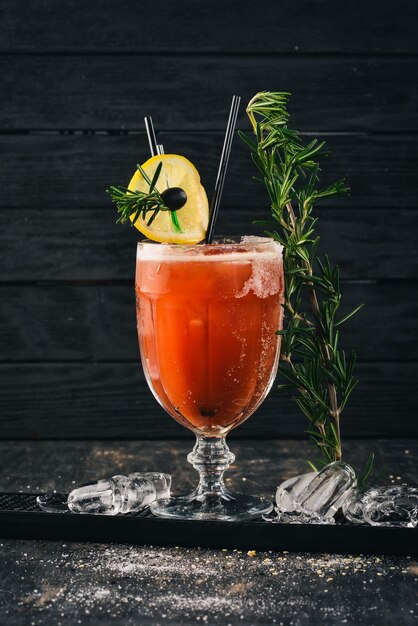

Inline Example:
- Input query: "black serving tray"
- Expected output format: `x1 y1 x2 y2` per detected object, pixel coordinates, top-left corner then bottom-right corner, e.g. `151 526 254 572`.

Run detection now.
0 492 416 556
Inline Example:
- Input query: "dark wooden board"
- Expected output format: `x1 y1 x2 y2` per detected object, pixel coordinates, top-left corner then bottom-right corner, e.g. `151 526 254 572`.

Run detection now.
2 57 418 131
1 0 417 54
0 440 416 626
0 281 415 362
1 540 416 626
1 493 417 557
0 362 416 439
1 439 415 495
0 5 417 620
1 208 417 281
1 133 418 210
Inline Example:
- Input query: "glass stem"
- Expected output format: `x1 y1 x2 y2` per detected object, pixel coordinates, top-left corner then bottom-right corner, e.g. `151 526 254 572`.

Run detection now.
187 436 235 497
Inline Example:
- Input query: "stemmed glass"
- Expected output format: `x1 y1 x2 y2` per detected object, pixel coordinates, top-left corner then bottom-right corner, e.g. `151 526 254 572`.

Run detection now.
135 236 284 521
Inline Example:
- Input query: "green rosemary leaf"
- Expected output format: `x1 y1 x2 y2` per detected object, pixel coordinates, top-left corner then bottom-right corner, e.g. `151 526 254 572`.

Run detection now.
286 267 306 275
132 207 142 226
251 152 267 177
146 208 159 227
305 430 337 448
137 163 152 186
149 161 163 192
253 220 278 227
357 453 375 489
238 130 258 150
107 164 169 227
242 91 368 473
334 304 364 327
276 384 295 392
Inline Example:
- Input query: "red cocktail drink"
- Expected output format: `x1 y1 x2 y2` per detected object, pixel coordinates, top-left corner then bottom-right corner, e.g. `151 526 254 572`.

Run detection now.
136 237 284 520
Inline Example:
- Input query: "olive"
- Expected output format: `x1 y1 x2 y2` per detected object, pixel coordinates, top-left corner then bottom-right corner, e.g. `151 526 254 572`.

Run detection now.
160 187 187 211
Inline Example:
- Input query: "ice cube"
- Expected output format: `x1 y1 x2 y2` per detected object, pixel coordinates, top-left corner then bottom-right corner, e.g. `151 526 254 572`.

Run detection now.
275 472 317 511
296 462 357 519
275 509 336 525
342 493 367 525
68 472 171 515
342 487 381 525
37 472 171 515
342 484 418 528
35 492 69 514
274 462 356 523
363 484 418 528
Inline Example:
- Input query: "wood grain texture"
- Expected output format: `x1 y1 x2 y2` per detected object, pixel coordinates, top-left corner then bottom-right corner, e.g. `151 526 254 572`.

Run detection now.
0 439 416 495
1 0 417 447
0 441 416 626
1 0 417 54
1 537 416 626
0 362 415 439
1 133 418 210
0 282 415 362
1 208 417 281
2 56 418 131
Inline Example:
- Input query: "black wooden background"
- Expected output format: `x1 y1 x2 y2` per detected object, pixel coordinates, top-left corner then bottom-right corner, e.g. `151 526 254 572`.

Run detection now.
0 0 417 440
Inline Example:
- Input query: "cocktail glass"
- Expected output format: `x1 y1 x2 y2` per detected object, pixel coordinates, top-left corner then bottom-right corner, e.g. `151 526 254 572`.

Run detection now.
136 236 284 521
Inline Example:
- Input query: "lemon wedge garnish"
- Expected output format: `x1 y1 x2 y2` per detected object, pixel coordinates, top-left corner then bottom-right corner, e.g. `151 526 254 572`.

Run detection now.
128 154 209 244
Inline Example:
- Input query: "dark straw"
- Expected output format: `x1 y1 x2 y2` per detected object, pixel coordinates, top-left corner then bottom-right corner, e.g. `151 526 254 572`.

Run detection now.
205 95 241 243
144 116 159 157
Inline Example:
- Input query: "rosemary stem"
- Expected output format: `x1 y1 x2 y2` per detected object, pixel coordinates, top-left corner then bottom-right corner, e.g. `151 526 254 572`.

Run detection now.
285 201 297 229
287 198 342 458
242 91 361 469
305 256 342 462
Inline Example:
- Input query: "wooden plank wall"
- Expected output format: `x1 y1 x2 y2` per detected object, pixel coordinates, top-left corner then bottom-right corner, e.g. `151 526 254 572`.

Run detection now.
0 0 417 439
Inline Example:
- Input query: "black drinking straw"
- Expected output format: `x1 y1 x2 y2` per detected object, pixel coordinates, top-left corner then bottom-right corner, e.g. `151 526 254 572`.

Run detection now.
205 95 241 244
144 116 159 157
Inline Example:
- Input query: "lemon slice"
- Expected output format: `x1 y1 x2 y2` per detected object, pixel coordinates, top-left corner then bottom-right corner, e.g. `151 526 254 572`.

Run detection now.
128 154 209 244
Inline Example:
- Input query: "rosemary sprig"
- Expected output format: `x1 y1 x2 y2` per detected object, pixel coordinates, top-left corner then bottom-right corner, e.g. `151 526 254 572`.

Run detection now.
107 162 181 232
240 92 367 472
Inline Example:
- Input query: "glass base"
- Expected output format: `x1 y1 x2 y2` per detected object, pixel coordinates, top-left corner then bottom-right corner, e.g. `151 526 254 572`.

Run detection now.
150 492 273 522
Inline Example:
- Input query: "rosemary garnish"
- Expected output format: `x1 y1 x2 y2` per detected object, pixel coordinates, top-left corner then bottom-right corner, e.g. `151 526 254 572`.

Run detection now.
240 92 372 475
107 162 182 232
